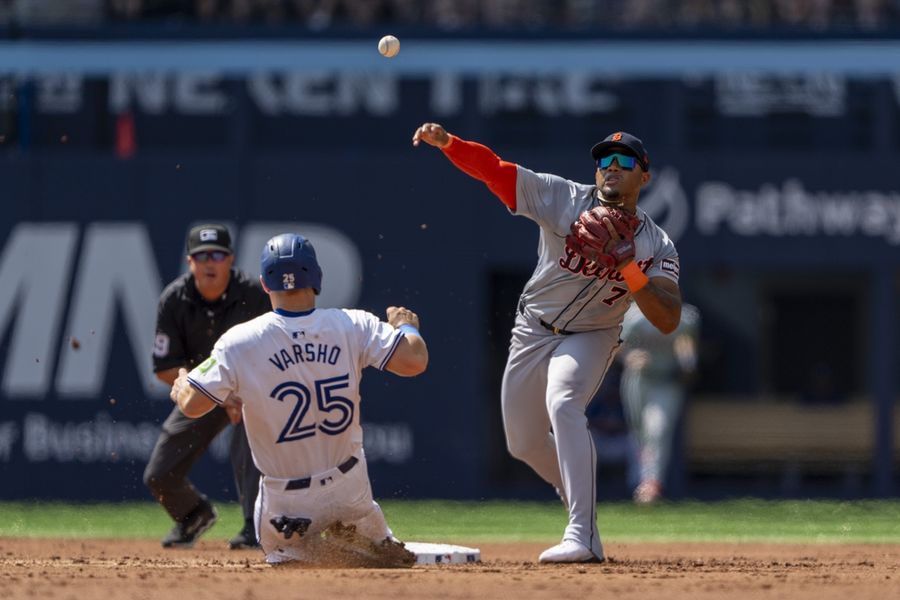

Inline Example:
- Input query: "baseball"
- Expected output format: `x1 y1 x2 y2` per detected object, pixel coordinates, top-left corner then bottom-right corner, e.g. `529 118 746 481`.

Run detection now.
378 35 400 58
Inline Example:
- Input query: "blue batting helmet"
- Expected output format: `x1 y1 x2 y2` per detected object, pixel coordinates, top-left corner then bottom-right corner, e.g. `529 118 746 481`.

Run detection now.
260 233 323 294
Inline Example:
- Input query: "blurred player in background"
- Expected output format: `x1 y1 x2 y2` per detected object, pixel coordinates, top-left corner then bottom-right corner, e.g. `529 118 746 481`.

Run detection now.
145 224 269 549
170 233 428 566
413 122 683 563
620 302 700 504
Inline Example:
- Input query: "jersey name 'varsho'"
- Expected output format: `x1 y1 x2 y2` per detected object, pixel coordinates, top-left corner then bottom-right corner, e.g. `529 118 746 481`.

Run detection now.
269 343 342 370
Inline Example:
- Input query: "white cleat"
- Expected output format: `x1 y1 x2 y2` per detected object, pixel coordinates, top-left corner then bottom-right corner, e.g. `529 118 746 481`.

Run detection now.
538 540 603 563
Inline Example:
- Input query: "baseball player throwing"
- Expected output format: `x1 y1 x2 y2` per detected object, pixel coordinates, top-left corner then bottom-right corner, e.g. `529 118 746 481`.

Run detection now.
413 123 683 563
170 233 428 566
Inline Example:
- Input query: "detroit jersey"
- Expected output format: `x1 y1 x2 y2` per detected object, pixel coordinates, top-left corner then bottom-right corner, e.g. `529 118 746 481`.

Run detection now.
186 308 404 479
514 166 680 332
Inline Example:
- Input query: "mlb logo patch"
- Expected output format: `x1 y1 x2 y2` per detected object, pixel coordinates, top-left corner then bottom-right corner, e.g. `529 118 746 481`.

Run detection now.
662 258 680 276
199 229 218 242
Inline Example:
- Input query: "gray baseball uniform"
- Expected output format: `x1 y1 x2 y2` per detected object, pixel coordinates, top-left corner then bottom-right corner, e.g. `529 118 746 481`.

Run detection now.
620 303 700 485
505 166 679 557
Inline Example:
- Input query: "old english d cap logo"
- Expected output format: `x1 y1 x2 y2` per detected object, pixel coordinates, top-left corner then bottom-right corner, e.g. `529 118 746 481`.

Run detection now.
590 131 650 171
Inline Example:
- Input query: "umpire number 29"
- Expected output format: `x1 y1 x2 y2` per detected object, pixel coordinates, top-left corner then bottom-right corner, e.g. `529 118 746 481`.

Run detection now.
269 374 354 443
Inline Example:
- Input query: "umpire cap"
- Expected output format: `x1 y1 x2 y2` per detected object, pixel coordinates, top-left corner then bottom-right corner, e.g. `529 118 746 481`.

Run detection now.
591 131 650 171
260 233 323 295
187 224 233 255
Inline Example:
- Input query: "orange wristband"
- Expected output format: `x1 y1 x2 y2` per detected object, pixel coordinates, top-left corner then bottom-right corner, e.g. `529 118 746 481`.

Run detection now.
621 262 649 293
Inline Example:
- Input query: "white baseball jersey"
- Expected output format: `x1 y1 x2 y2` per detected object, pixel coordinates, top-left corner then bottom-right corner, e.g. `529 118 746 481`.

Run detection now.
515 166 680 331
186 308 404 479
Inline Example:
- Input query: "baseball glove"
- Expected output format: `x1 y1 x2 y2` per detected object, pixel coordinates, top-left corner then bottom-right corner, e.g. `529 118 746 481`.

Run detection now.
565 205 640 269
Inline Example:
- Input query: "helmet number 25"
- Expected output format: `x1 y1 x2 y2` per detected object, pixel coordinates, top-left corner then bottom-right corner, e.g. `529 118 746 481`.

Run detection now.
270 374 354 443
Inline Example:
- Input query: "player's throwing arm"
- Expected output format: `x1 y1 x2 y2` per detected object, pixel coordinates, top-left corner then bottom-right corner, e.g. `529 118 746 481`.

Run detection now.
412 123 451 149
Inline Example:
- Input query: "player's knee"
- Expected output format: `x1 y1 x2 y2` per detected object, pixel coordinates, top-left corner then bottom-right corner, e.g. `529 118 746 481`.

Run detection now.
143 471 161 494
506 437 541 462
143 466 174 494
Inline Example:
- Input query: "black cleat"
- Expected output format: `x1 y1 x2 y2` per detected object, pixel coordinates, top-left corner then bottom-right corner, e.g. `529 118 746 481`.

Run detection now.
161 500 218 548
229 521 261 549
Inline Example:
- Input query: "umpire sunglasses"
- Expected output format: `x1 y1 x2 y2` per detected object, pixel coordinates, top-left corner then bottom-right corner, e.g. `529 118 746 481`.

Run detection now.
190 250 230 263
597 153 638 171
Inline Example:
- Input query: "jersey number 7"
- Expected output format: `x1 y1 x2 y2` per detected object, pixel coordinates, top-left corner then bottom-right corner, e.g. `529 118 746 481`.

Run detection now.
270 374 354 443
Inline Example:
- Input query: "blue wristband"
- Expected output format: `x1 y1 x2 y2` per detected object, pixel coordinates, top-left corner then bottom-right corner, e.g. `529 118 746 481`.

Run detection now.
398 324 420 337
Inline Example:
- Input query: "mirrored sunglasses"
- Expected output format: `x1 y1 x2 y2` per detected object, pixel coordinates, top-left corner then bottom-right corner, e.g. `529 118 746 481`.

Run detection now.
597 153 637 170
191 250 229 263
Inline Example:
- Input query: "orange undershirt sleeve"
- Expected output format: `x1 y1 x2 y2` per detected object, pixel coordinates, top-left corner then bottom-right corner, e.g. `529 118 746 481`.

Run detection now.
441 135 518 211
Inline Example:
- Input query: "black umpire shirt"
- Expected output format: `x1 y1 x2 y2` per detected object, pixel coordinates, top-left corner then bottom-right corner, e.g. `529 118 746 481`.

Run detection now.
152 270 271 374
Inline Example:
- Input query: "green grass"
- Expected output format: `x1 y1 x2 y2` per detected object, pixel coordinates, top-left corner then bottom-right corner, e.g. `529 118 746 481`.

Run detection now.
1 500 899 544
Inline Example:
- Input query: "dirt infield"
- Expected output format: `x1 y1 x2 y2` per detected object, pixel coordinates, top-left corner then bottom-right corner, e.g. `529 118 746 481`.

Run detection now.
1 538 897 600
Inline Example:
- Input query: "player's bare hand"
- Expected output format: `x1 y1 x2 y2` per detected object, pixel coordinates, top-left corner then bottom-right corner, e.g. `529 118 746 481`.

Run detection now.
169 367 189 404
387 306 420 329
412 123 450 148
223 397 243 425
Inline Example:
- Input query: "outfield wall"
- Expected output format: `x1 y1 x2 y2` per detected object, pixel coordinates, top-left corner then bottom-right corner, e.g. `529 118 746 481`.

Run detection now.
0 38 897 500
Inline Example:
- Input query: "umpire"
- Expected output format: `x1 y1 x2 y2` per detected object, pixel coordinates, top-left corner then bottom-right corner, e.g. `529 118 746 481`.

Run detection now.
144 224 270 549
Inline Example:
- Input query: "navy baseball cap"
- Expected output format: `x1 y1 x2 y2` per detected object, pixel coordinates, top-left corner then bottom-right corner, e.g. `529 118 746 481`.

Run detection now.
591 132 650 171
187 224 233 255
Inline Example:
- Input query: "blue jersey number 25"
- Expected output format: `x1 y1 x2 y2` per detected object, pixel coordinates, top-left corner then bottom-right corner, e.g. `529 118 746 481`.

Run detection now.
269 374 354 443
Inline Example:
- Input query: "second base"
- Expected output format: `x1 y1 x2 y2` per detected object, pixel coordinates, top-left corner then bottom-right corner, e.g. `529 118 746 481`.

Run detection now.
404 542 481 565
